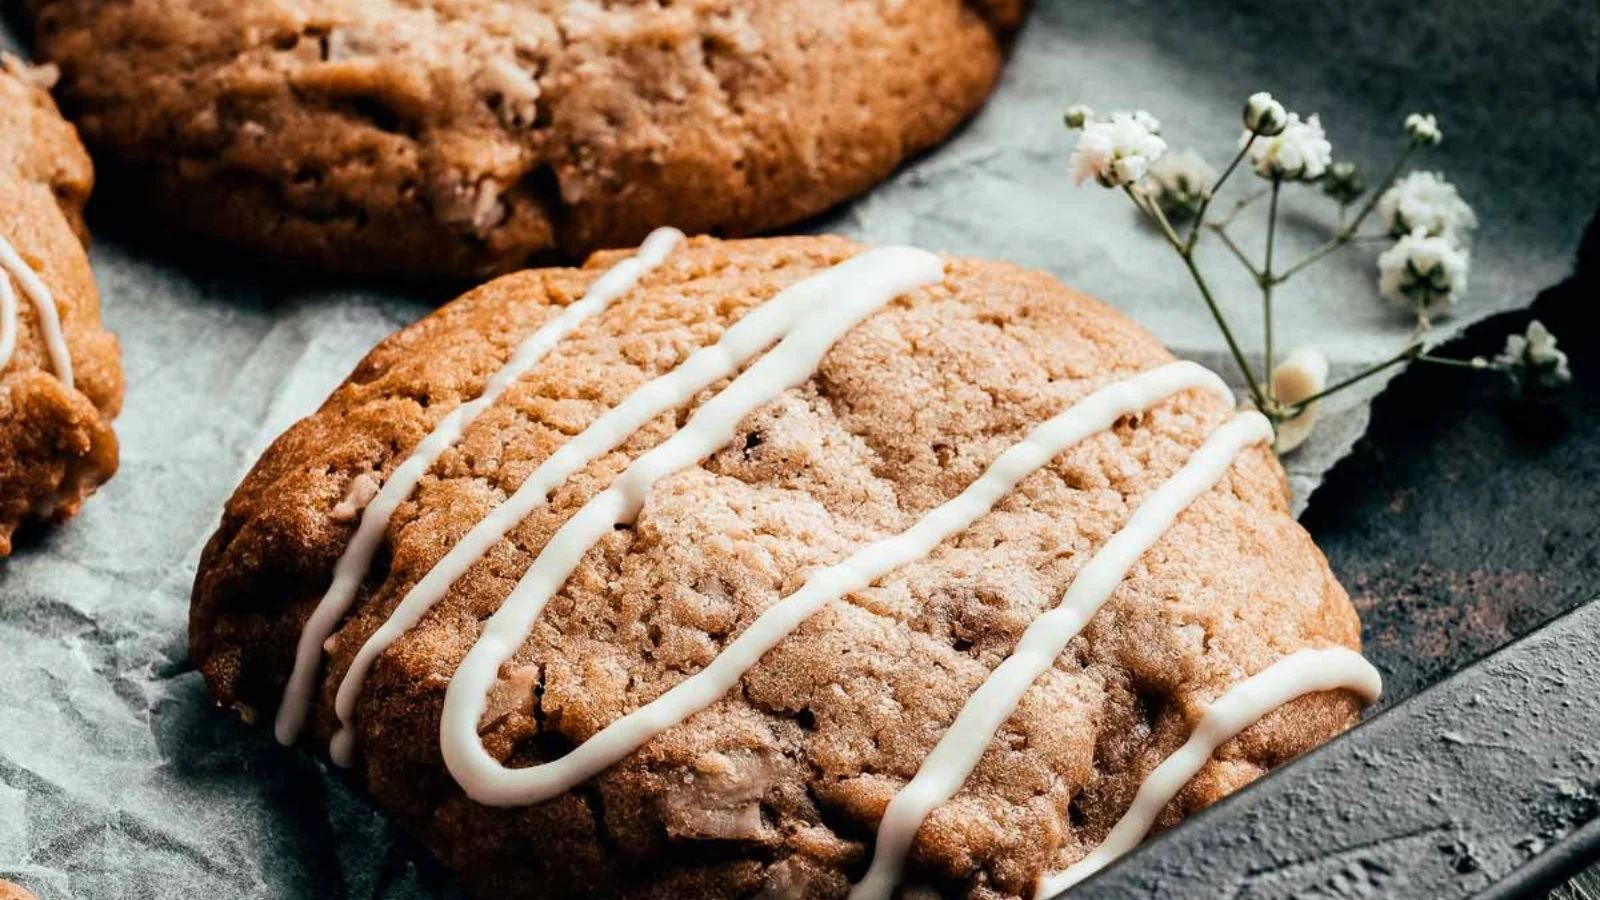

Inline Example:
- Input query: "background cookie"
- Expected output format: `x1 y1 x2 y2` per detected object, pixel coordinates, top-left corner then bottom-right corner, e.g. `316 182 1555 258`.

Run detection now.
192 234 1366 898
0 881 37 900
0 56 121 557
23 0 1026 278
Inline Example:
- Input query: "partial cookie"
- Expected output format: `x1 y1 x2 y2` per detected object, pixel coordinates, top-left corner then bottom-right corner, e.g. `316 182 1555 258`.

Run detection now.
25 1 1026 278
0 56 122 557
0 881 37 900
192 234 1370 899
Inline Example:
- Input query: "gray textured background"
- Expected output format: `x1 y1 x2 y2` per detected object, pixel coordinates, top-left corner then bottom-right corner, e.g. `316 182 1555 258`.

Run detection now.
2 0 1597 897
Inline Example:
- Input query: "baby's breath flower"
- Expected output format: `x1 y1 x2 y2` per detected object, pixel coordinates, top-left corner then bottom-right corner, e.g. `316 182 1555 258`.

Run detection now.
1131 110 1162 135
1139 148 1216 222
1321 161 1365 204
1070 111 1168 188
1241 112 1332 182
1378 228 1470 316
1270 347 1329 453
1377 171 1477 242
1064 104 1093 130
1495 320 1572 391
1405 112 1443 146
1243 92 1288 137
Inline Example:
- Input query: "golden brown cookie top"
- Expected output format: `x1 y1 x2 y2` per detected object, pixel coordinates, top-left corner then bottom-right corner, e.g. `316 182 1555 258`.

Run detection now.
0 56 122 556
26 0 1026 277
0 880 38 900
192 234 1363 898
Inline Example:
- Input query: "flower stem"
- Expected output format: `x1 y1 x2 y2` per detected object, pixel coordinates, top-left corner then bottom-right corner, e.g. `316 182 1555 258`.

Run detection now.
1262 178 1282 380
1287 347 1418 413
1211 187 1270 230
1209 224 1262 278
1416 353 1492 371
1126 185 1269 410
1186 136 1257 251
1273 144 1418 284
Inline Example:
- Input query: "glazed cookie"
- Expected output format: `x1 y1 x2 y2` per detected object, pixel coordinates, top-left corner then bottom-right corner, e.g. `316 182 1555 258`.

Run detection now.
25 0 1026 279
0 57 121 557
192 232 1377 899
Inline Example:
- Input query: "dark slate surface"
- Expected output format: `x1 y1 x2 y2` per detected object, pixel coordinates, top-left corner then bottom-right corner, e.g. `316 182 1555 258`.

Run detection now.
1308 209 1600 710
1061 211 1600 898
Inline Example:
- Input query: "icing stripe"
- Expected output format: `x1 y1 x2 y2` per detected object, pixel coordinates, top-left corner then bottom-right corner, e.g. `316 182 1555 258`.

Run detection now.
438 246 947 806
1034 647 1382 897
328 242 941 765
0 267 16 372
274 227 685 745
851 411 1274 900
0 233 74 385
441 360 1232 806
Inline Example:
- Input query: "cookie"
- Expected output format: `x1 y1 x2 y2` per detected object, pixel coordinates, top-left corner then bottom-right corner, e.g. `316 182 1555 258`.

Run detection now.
24 1 1026 279
191 232 1377 899
0 56 122 557
0 881 37 900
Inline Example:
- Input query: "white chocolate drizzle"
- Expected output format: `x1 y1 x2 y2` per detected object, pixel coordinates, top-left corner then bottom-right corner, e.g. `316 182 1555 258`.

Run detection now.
850 411 1275 900
327 242 942 765
265 228 1385 896
275 227 685 745
0 232 74 386
438 246 947 805
1034 647 1382 897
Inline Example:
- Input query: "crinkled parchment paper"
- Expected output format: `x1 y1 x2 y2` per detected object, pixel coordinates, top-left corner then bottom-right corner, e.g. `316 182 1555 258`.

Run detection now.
2 1 1596 896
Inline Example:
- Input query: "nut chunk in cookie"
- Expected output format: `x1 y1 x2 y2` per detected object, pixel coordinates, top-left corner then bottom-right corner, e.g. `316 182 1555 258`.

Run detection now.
0 56 122 556
193 233 1376 899
25 0 1027 278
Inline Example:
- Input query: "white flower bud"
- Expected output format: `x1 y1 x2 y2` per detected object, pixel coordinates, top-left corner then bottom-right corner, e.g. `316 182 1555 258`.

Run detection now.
1270 347 1329 453
1321 161 1365 204
1377 171 1477 242
1495 320 1572 390
1131 110 1162 135
1069 111 1168 189
1377 228 1471 317
1241 113 1332 182
1140 148 1216 222
1243 92 1288 137
1405 112 1443 146
1064 104 1093 129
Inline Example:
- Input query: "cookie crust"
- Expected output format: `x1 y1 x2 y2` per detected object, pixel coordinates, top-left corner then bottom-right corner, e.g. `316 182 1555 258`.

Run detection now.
26 0 1026 278
0 57 122 557
192 235 1363 898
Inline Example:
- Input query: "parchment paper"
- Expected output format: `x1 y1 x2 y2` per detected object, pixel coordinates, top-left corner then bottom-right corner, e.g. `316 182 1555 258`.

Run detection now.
2 1 1596 897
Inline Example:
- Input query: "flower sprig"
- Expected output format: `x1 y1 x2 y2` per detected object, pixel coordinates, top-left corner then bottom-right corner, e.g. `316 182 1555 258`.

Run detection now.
1065 95 1571 452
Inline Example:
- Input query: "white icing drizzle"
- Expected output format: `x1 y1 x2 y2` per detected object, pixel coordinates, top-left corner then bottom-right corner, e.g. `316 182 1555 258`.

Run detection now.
437 246 946 806
257 226 1384 897
0 232 74 386
274 227 685 746
1035 647 1382 897
326 242 942 765
849 411 1276 900
439 361 1234 806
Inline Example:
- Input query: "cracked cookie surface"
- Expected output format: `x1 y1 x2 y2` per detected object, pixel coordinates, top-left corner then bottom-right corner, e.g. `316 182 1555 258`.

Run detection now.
25 0 1026 279
0 57 122 557
191 234 1363 898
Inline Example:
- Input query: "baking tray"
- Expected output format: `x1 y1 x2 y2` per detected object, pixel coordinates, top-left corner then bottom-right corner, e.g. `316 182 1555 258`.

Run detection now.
1 0 1598 896
1062 212 1600 898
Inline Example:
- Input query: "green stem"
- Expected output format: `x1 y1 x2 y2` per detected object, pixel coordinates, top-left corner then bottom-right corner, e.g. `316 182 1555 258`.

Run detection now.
1186 136 1258 251
1416 353 1493 371
1125 185 1269 410
1209 224 1262 278
1263 178 1282 381
1273 144 1418 284
1287 347 1418 413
